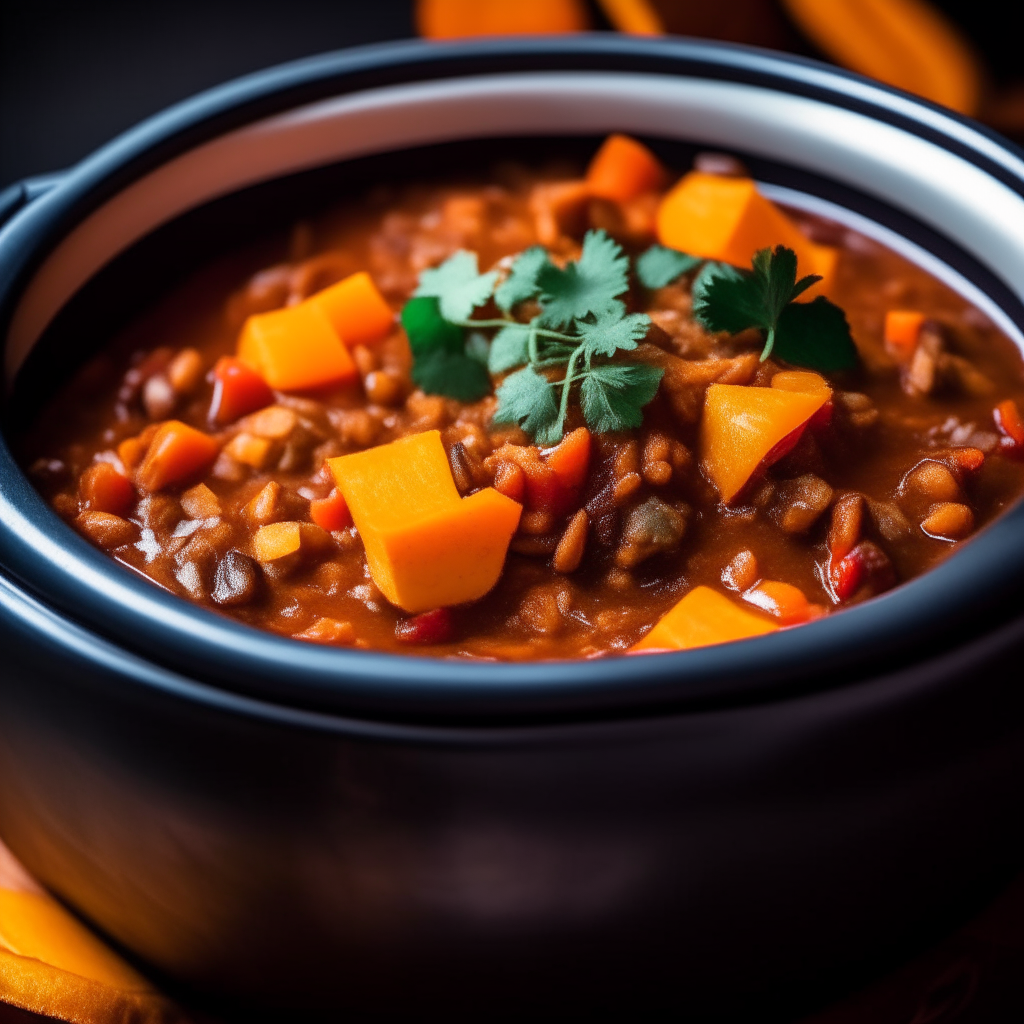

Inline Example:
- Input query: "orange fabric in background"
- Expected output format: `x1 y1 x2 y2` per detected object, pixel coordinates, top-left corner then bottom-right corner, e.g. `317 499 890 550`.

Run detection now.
417 0 590 38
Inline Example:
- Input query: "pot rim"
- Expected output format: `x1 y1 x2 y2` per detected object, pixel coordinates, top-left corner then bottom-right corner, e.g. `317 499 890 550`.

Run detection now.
3 35 1024 726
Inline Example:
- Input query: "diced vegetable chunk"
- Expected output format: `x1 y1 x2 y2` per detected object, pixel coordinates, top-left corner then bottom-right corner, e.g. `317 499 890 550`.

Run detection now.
585 134 668 203
700 383 829 503
252 521 303 562
79 462 134 516
656 173 836 294
884 310 926 364
136 421 220 491
743 580 812 625
238 303 357 391
543 426 591 491
309 488 353 532
308 271 395 347
632 585 778 652
210 356 274 424
328 430 522 613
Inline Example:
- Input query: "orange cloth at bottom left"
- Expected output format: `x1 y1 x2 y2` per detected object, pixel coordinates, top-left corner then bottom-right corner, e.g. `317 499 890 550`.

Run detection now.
0 840 186 1024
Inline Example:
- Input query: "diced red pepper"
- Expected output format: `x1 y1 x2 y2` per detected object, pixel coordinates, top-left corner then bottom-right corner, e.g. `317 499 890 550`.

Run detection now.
829 549 865 602
808 399 834 431
309 488 352 532
761 422 808 471
209 356 274 425
394 607 455 644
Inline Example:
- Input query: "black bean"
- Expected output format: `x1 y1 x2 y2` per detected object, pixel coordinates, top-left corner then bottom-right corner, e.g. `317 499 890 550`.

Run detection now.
211 550 261 606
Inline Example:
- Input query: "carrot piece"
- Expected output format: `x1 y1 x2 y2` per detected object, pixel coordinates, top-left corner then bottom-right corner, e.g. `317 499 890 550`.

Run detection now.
543 427 591 490
117 423 159 473
237 303 357 391
308 272 394 347
994 398 1024 450
416 0 589 37
328 430 522 613
310 488 353 532
700 384 829 503
136 421 220 492
884 310 926 364
586 134 668 203
210 356 274 424
252 521 302 562
656 172 836 296
743 580 812 626
79 462 134 517
632 585 778 652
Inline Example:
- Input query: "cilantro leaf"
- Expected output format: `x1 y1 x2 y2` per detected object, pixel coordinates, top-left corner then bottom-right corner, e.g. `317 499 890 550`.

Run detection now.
692 245 852 370
692 262 767 334
635 245 701 289
580 363 664 434
536 229 630 328
576 311 651 359
495 247 549 312
492 366 561 443
774 297 859 371
412 348 491 402
465 330 491 365
488 322 531 373
401 296 464 355
414 250 498 321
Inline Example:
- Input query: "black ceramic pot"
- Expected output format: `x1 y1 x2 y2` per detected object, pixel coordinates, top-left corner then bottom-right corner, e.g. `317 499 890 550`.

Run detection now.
3 36 1024 1022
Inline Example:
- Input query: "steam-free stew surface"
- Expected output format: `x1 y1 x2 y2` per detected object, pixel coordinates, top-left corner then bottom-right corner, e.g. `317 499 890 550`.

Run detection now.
19 145 1024 659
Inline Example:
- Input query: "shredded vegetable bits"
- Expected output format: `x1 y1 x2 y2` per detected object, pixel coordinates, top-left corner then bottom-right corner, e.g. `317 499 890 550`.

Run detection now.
20 135 1024 659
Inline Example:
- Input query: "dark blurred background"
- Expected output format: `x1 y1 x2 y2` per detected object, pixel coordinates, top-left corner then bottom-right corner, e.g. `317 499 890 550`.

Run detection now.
0 0 1017 191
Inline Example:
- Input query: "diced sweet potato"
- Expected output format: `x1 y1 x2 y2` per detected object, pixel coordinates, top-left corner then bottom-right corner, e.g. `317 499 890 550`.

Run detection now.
238 303 357 391
79 462 134 517
632 585 778 652
743 580 812 625
252 521 302 562
308 271 394 347
543 427 591 491
136 421 220 492
328 430 522 613
700 383 829 503
656 173 835 295
586 134 668 203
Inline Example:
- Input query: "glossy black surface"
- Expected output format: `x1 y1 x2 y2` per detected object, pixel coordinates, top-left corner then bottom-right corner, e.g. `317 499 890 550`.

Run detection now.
1 37 1024 1020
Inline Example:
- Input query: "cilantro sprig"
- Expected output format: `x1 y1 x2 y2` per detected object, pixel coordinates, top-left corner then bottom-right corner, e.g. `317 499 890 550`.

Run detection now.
692 245 858 371
401 230 665 444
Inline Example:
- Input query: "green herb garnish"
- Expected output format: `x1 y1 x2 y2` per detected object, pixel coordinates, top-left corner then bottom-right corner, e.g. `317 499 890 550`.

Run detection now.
402 230 665 444
635 244 702 289
692 245 858 371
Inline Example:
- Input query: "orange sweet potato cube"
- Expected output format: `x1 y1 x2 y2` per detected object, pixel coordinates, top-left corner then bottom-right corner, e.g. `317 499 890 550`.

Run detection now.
700 382 829 504
632 586 778 652
656 172 836 295
237 303 357 391
136 421 220 492
308 271 395 347
328 430 522 613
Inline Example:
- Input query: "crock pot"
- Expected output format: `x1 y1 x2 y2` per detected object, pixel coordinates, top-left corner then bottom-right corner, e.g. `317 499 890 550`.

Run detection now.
3 36 1024 1021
